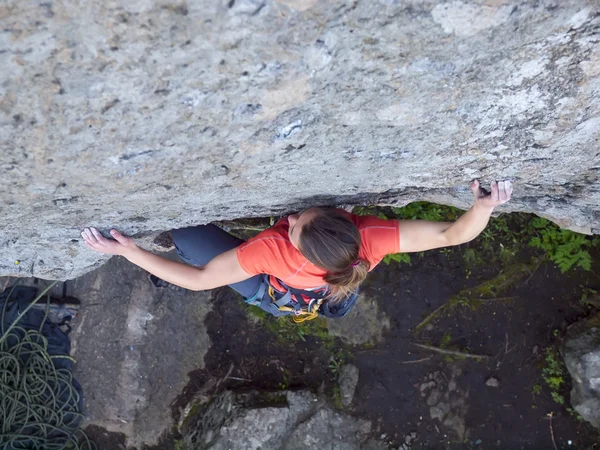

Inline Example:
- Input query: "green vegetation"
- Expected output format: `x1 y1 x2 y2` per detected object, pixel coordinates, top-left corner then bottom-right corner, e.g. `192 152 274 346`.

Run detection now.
531 383 542 408
332 384 343 409
440 332 453 348
531 347 575 411
580 286 598 305
383 252 411 265
327 350 351 409
278 371 291 390
463 248 481 268
392 201 462 222
567 406 586 421
527 218 594 272
542 348 567 406
328 350 348 376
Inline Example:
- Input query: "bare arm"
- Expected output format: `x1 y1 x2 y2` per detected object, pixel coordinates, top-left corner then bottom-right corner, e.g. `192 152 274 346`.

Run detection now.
81 228 251 291
398 180 512 253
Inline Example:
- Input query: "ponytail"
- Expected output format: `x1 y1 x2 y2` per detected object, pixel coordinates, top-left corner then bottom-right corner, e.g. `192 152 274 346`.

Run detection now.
324 259 370 302
298 209 370 303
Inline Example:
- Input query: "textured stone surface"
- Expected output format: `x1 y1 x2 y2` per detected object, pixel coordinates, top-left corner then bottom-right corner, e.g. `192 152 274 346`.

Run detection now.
339 363 360 406
563 313 600 429
180 389 384 450
1 0 600 279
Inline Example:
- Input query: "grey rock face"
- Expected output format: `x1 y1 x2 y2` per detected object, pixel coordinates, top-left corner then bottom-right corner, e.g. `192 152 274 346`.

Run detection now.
339 363 360 407
2 0 600 279
563 314 600 429
70 257 213 448
180 389 384 450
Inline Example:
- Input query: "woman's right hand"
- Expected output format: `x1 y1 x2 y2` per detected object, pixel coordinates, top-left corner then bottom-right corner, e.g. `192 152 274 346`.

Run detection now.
81 227 138 256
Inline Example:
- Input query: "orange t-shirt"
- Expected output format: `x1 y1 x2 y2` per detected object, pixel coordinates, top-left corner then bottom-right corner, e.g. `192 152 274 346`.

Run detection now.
236 211 400 290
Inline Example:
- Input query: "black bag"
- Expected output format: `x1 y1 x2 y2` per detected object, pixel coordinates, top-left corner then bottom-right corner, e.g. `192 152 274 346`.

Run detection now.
319 290 359 318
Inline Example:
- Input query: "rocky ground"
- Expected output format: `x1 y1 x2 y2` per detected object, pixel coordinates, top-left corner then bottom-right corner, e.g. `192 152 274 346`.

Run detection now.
2 212 600 449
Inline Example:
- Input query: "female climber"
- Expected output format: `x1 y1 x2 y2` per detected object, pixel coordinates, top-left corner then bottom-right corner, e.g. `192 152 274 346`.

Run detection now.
81 180 512 320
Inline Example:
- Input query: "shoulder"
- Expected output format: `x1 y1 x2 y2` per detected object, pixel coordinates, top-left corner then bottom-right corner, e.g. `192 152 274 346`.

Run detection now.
346 212 401 262
238 219 291 255
343 211 399 236
236 218 294 274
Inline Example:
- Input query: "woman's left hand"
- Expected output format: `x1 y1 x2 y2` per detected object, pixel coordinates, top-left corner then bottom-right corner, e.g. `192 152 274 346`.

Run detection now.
471 179 513 209
81 227 138 256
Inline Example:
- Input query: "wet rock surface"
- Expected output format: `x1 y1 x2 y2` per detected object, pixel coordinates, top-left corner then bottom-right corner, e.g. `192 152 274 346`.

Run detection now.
2 0 600 279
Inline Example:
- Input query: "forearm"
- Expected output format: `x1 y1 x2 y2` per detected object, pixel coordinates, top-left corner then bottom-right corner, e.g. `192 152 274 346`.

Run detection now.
442 203 495 245
124 247 206 290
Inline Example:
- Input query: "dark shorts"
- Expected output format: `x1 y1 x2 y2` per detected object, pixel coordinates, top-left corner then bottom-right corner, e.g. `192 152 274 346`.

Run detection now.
172 224 263 299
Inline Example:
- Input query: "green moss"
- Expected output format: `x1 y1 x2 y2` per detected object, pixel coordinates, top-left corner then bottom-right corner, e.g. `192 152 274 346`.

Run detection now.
414 262 536 334
447 296 472 309
439 332 452 348
247 305 271 321
462 260 540 298
178 400 206 433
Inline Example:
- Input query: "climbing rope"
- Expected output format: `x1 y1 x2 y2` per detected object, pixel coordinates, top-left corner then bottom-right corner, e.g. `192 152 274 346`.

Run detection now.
0 283 96 449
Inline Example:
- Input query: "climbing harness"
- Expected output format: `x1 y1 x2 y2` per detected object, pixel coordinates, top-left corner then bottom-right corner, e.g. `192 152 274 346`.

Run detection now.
266 284 328 323
0 283 95 450
244 275 358 322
